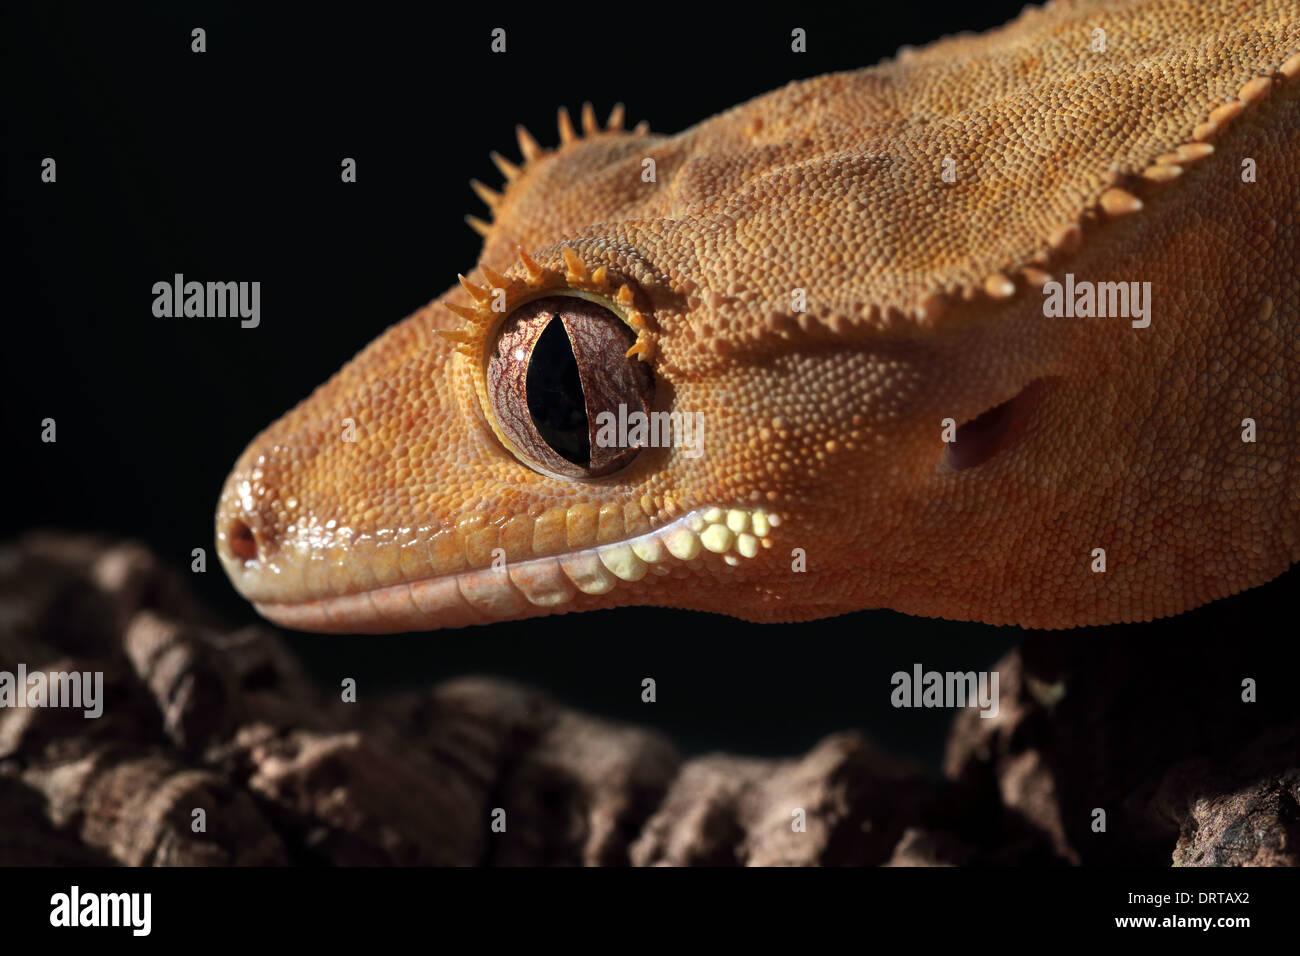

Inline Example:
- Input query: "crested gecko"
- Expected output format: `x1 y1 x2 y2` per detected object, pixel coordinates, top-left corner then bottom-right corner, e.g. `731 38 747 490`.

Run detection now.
217 0 1300 632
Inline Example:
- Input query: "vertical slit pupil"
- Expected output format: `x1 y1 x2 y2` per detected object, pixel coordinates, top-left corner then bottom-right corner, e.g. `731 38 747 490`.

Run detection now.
526 315 590 466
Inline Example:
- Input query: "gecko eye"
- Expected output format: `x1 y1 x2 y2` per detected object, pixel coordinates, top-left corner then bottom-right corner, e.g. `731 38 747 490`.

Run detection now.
487 295 654 478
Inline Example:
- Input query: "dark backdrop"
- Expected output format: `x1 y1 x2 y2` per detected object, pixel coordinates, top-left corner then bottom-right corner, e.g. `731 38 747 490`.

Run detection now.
4 2 1294 770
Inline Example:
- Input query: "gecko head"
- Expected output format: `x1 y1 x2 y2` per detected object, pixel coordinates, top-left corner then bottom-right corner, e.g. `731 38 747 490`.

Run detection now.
212 239 806 634
214 217 1063 634
218 10 1300 634
213 102 1089 633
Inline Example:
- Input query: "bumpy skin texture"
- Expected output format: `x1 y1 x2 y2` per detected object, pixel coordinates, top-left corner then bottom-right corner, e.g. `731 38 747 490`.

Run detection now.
217 0 1300 632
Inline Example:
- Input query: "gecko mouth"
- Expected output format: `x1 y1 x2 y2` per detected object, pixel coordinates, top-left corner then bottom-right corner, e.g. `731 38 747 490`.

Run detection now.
250 504 780 634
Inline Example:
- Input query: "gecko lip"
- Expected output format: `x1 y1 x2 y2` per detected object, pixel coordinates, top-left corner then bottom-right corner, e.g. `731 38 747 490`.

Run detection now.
249 505 781 634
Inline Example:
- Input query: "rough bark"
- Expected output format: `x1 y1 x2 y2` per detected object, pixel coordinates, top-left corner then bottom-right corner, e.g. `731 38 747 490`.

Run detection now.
944 637 1300 866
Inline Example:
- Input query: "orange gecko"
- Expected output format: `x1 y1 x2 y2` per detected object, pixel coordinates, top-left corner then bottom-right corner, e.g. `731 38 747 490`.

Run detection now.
217 0 1300 632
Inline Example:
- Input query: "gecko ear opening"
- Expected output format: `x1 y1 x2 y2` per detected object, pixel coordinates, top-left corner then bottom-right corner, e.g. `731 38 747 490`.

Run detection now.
945 379 1046 471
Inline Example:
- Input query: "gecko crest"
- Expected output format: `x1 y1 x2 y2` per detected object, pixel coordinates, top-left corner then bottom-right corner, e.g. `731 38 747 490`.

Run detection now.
466 103 649 238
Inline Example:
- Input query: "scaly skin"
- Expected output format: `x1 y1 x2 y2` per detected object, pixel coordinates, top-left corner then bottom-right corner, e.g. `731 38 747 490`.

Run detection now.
217 0 1300 632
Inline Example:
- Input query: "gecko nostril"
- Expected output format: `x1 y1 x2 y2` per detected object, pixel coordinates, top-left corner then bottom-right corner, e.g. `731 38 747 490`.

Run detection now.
227 519 259 562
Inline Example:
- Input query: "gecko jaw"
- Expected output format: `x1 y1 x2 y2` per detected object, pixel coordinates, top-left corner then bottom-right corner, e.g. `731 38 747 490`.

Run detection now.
249 505 780 634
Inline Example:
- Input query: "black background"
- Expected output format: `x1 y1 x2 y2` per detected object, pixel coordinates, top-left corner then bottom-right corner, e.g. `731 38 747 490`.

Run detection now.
3 2 1294 770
